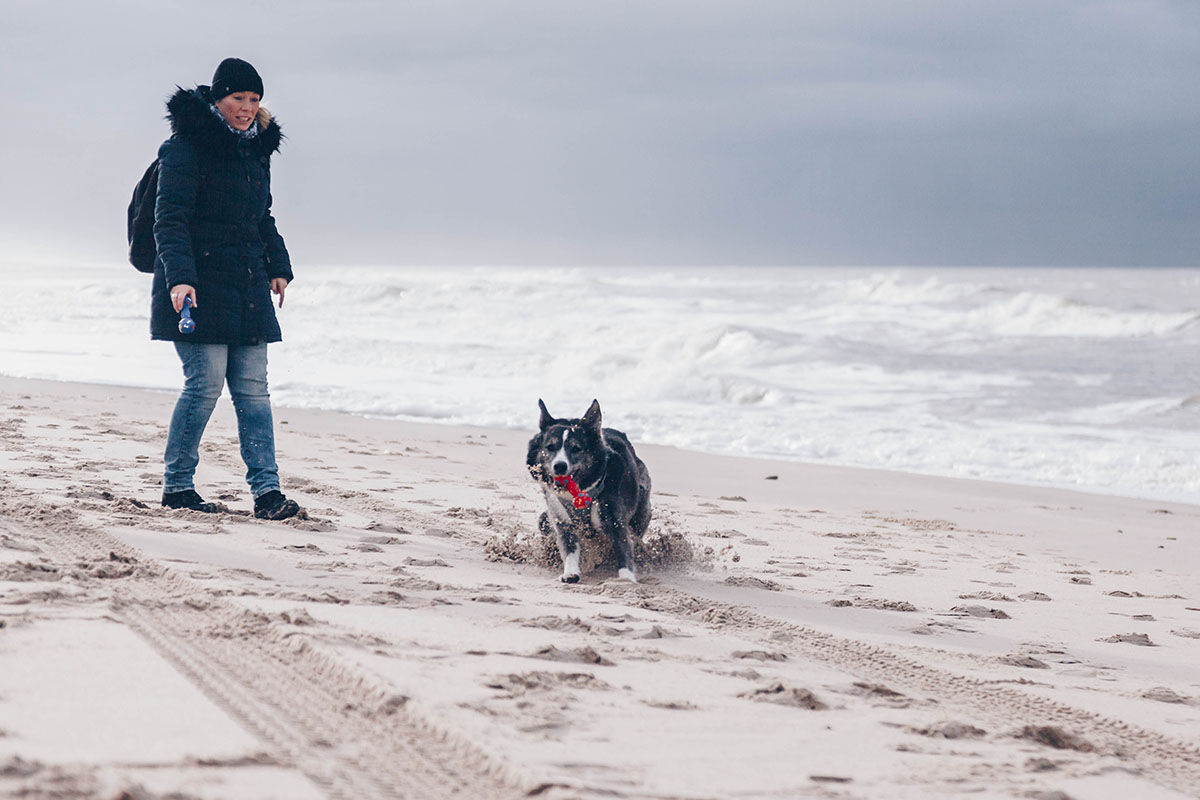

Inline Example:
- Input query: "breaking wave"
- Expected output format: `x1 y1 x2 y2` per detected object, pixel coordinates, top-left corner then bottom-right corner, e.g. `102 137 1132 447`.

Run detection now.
1 263 1198 503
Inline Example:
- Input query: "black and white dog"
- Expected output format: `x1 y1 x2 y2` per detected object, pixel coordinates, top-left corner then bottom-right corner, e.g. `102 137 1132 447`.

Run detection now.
527 399 651 583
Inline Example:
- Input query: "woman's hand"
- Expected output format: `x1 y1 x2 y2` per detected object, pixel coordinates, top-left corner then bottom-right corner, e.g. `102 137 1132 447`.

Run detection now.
170 284 197 313
271 278 288 308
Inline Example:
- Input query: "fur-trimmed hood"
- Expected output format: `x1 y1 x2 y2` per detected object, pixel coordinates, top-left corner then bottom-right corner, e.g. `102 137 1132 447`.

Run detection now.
165 86 283 157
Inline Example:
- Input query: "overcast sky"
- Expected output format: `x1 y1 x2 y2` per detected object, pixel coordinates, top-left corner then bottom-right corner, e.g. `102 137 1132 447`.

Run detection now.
2 1 1197 267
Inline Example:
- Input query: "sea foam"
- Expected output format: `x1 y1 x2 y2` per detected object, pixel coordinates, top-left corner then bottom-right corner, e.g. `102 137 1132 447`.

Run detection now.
1 264 1197 504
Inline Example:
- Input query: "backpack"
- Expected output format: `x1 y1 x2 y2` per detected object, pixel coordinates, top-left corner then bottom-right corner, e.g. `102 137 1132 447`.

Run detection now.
127 158 161 273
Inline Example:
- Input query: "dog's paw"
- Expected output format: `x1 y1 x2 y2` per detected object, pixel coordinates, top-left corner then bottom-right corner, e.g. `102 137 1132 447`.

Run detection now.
561 573 581 584
618 568 638 583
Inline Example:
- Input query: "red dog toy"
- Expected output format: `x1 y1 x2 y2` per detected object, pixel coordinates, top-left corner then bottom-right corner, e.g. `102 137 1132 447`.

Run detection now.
554 475 593 509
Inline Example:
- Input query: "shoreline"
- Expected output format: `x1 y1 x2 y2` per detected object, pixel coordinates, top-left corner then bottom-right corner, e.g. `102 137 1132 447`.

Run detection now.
2 375 1199 798
5 373 1197 511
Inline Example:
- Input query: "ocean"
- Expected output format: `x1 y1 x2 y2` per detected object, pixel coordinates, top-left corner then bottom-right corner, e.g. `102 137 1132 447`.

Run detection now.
2 264 1197 504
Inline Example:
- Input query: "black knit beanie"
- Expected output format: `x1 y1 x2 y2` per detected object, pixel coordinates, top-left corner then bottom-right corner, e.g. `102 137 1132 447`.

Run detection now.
210 58 264 100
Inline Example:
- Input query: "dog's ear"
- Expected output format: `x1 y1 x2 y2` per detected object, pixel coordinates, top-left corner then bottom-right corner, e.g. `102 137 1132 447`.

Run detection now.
538 399 555 431
582 399 602 434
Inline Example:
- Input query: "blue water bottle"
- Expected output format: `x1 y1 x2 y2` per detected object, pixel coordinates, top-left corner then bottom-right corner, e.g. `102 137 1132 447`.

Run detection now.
179 295 196 334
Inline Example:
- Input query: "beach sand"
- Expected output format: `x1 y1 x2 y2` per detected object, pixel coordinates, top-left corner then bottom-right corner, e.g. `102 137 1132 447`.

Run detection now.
1 375 1198 799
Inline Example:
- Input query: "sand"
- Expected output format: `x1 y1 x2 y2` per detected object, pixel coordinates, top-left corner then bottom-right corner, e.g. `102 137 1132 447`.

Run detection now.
1 375 1198 800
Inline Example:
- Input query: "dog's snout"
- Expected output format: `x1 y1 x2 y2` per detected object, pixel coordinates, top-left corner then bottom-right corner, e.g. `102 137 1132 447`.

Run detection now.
552 461 569 476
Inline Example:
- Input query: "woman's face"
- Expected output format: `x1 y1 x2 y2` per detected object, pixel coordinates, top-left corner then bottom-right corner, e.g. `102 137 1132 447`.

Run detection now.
215 91 261 131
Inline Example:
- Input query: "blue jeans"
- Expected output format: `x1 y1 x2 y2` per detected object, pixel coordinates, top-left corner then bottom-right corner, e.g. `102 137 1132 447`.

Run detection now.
163 342 280 499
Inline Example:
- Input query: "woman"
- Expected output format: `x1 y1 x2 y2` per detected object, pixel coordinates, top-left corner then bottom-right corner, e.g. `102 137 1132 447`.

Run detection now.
151 57 300 520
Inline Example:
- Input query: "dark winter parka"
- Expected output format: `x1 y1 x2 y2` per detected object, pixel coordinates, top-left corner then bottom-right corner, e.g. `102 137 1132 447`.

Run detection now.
150 86 293 344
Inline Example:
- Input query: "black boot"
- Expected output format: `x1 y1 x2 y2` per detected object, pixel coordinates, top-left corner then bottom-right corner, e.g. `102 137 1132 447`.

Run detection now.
254 490 301 520
162 489 225 513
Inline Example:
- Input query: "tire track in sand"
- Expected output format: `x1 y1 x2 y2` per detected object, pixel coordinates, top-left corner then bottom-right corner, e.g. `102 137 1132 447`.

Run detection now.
282 473 1200 798
584 582 1200 796
0 488 532 800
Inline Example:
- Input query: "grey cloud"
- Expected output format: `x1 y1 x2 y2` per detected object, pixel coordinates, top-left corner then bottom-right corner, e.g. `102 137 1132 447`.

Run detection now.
1 1 1197 267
